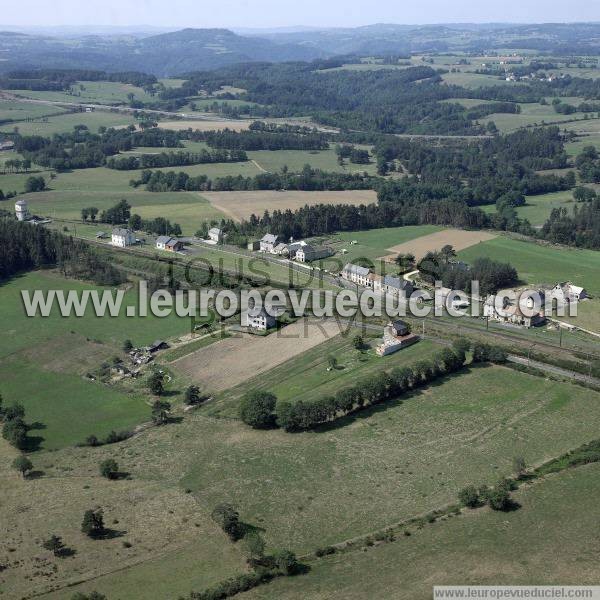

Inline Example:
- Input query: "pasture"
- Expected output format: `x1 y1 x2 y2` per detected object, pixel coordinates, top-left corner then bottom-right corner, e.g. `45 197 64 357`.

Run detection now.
512 190 575 226
156 118 252 131
245 464 600 599
458 236 600 295
0 109 137 135
201 189 377 222
0 98 69 122
0 270 194 448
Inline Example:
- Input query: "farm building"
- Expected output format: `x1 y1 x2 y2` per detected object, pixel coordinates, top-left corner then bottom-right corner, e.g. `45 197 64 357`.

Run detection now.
288 240 307 259
376 322 419 356
242 306 277 331
0 140 15 151
552 282 588 303
295 244 334 263
208 227 223 243
147 340 169 353
95 231 108 239
484 294 546 328
156 236 183 252
247 240 260 251
342 263 371 286
382 275 414 298
273 243 289 256
111 228 136 247
260 233 279 253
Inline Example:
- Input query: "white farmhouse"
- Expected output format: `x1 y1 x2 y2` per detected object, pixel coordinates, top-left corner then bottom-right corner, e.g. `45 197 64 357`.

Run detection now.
208 227 223 243
341 263 370 286
242 306 277 331
111 228 136 247
260 233 278 253
156 235 172 250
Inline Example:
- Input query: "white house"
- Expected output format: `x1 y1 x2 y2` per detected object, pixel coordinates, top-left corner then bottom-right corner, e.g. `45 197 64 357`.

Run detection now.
156 235 172 250
294 244 333 263
341 263 371 286
260 233 278 253
208 227 223 243
111 228 136 247
483 294 545 328
287 240 306 259
382 275 414 298
242 306 277 331
552 282 588 303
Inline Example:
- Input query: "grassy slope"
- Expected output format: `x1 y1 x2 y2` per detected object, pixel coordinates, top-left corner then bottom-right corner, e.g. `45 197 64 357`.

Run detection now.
244 463 600 599
458 236 600 295
0 270 193 448
180 365 600 553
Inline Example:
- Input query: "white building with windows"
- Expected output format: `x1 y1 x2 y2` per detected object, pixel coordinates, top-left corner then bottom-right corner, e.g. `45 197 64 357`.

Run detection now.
242 306 277 331
208 227 223 243
111 228 136 247
260 233 278 253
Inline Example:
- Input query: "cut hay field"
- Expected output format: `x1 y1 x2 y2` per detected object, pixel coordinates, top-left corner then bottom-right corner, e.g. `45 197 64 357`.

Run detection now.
486 190 575 226
244 464 600 599
201 189 378 222
157 118 252 131
382 228 497 261
0 270 193 448
172 319 342 394
458 236 600 295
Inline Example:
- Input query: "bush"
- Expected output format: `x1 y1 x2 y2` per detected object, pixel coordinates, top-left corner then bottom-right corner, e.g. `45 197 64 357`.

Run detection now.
99 458 119 480
458 485 480 508
81 508 105 538
211 503 244 541
239 391 277 429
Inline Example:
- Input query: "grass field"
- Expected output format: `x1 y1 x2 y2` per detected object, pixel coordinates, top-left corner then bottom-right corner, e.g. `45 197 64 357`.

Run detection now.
510 190 575 226
179 365 600 553
458 236 600 295
0 98 69 122
0 270 194 448
0 109 137 135
243 464 600 599
8 80 157 105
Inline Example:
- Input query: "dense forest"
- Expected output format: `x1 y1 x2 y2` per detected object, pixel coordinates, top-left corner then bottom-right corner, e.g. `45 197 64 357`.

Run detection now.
0 217 125 285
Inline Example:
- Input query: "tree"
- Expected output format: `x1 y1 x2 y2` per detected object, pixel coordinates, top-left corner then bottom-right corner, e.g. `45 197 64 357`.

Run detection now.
122 339 133 353
239 391 276 429
89 207 99 222
184 384 202 406
3 402 25 421
151 399 171 425
211 503 244 541
272 549 300 575
148 371 164 396
2 418 28 450
394 253 415 272
81 208 90 222
42 534 66 557
24 176 46 193
327 354 338 370
12 455 33 478
458 485 480 508
487 486 511 511
352 335 364 350
99 459 119 480
81 508 104 538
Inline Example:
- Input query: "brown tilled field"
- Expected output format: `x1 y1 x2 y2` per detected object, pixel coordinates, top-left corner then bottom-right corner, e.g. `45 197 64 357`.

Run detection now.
171 319 342 392
157 119 252 131
382 228 497 261
201 190 378 222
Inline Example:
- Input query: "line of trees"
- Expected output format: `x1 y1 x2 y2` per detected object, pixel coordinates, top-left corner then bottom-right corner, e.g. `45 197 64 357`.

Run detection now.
105 149 248 170
133 165 374 193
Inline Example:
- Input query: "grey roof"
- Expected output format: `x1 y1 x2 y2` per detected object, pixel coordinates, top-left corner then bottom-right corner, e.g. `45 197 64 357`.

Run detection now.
261 233 278 244
165 239 180 247
343 263 370 277
156 235 172 245
384 275 411 290
112 228 133 236
391 319 409 330
15 199 28 206
208 227 222 235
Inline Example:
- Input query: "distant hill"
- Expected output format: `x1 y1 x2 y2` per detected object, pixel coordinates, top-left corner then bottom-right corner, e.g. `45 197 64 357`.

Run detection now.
0 28 323 76
1 23 600 77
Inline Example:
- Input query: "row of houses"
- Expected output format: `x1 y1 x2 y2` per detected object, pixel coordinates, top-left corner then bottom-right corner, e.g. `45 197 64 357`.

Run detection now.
254 233 334 263
341 263 415 298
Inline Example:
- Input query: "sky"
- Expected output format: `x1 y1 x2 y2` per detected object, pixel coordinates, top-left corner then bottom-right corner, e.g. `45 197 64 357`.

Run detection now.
1 0 599 29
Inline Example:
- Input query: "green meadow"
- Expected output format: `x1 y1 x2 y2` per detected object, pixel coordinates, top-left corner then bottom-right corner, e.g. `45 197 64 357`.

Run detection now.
459 236 600 294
